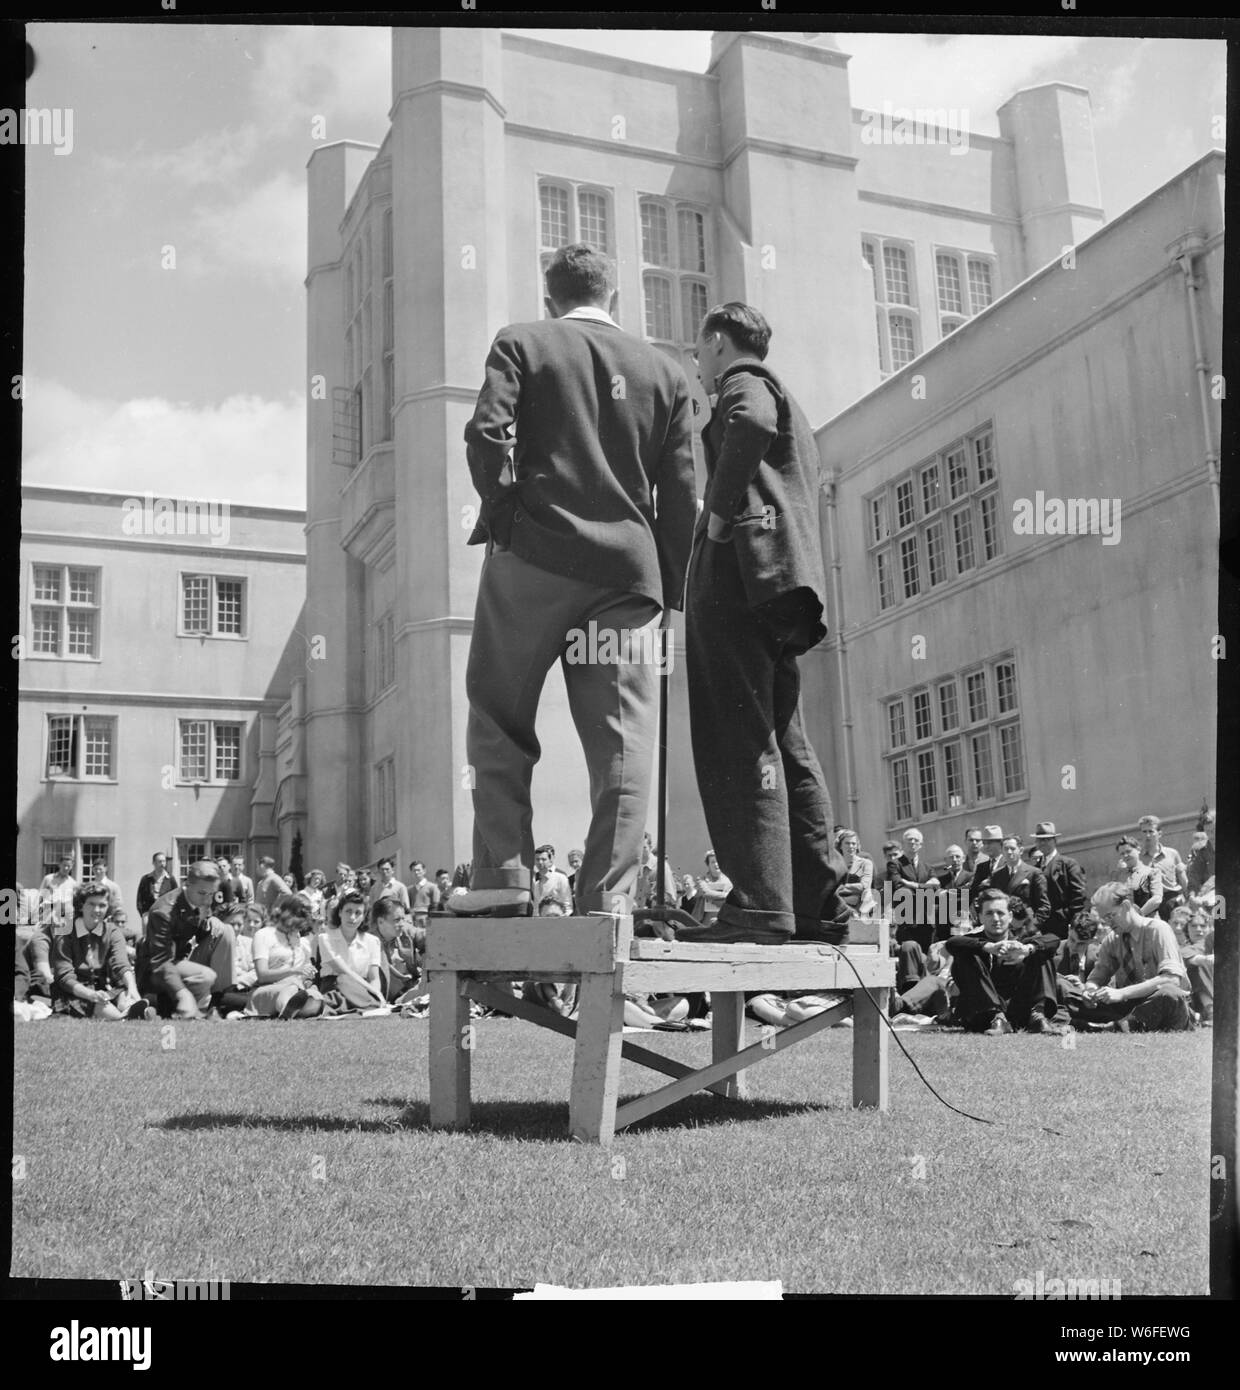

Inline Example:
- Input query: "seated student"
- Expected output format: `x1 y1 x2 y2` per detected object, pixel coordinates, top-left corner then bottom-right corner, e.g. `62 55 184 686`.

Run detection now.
247 896 324 1019
1057 909 1107 981
108 907 139 968
214 903 261 1016
836 829 876 917
678 873 706 921
1167 903 1214 1024
1115 836 1162 915
315 888 387 1012
939 887 1065 1035
523 895 580 1017
139 860 237 1020
1075 882 1195 1032
370 896 427 1006
23 919 56 1003
52 884 149 1021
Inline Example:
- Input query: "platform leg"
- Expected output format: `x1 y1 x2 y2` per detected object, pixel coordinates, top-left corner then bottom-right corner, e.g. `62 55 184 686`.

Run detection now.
710 991 748 1100
852 986 889 1110
569 971 626 1144
429 970 471 1128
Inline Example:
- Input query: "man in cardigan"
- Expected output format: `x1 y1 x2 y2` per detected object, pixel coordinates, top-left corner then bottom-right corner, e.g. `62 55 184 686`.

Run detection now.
683 302 846 944
452 244 696 918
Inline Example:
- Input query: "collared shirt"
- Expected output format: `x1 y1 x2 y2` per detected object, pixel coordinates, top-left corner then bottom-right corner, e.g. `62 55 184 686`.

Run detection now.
51 916 131 994
374 878 413 914
1119 864 1162 911
559 305 620 327
40 873 78 924
533 868 572 915
252 925 312 977
1089 915 1187 990
1140 845 1186 897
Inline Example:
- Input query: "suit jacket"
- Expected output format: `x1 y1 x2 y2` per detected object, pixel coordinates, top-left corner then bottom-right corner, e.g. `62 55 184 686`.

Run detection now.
463 316 697 609
984 860 1051 930
895 853 939 925
1040 852 1086 939
700 358 828 642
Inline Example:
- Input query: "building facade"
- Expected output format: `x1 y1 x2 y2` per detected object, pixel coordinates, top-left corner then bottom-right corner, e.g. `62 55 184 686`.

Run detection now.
298 26 1215 884
17 486 307 904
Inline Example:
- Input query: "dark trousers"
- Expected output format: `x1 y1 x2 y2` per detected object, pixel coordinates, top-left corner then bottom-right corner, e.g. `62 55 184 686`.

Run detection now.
685 536 836 940
892 942 949 1017
946 949 1059 1030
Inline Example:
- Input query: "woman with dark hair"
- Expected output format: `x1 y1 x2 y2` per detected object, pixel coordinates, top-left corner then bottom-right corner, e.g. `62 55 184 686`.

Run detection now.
52 884 148 1020
316 889 387 1012
247 895 323 1019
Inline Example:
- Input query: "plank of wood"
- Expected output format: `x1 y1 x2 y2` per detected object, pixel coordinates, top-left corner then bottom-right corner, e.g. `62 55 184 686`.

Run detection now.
613 998 852 1132
851 985 890 1111
711 991 747 1100
461 980 736 1094
628 940 842 962
622 958 894 993
428 971 471 1129
569 972 628 1145
425 916 626 973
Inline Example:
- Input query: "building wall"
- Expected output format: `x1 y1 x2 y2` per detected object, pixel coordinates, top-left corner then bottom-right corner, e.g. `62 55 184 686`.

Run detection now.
18 487 306 902
817 153 1222 884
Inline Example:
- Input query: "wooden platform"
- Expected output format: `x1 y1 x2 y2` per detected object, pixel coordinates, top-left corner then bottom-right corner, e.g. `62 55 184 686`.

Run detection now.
426 914 894 1144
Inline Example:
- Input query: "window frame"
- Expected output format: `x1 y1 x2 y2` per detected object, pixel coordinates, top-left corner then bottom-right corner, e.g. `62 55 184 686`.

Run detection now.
28 562 102 661
178 573 248 641
932 244 998 341
175 718 247 786
537 176 617 318
637 193 714 349
43 713 118 783
861 234 921 376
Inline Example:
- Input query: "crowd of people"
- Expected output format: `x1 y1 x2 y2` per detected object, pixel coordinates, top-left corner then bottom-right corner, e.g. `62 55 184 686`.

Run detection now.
12 810 1217 1038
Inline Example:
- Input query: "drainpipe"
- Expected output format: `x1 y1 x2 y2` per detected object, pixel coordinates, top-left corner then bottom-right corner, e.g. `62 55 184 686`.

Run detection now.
1169 231 1220 526
821 473 859 829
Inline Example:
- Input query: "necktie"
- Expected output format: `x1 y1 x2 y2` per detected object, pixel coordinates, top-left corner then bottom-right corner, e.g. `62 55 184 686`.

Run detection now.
1121 932 1136 986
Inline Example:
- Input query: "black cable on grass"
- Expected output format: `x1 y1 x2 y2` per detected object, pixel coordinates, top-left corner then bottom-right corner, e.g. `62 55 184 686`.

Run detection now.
826 943 1067 1138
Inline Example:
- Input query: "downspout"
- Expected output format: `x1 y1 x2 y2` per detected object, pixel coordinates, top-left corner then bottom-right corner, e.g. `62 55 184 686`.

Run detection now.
1169 231 1220 526
821 472 859 830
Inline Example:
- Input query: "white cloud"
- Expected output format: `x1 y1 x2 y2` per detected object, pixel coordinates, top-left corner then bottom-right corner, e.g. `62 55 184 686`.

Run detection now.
1092 51 1143 128
250 26 391 140
189 171 307 281
22 378 305 508
843 33 1090 135
102 122 266 189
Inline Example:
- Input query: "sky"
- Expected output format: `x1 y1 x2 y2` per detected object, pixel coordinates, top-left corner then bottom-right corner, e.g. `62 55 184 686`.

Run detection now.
21 24 1226 509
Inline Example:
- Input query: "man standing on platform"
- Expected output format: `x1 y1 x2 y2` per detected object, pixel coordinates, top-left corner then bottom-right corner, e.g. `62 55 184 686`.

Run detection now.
451 244 696 918
684 302 846 944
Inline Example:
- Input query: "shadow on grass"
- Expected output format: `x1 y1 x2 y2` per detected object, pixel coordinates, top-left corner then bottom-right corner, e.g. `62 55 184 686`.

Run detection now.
158 1094 836 1142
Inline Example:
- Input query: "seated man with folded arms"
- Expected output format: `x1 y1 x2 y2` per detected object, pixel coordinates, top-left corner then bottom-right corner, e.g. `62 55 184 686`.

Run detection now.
52 884 148 1021
1078 882 1195 1032
139 859 237 1020
939 888 1065 1035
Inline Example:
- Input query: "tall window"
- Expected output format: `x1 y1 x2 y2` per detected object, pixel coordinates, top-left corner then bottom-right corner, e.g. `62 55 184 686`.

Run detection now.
862 235 921 375
46 714 115 780
29 564 100 659
42 838 114 885
537 178 615 311
178 720 245 783
883 654 1025 825
375 612 395 694
935 246 998 338
181 575 246 637
374 757 396 840
864 425 1001 613
381 209 394 443
638 195 713 349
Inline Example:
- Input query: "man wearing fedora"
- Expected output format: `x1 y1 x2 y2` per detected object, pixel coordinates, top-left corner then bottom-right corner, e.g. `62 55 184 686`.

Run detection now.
1031 821 1086 940
967 825 1006 910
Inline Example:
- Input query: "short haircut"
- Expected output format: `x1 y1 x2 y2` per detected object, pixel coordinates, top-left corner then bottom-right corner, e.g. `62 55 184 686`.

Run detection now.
1115 835 1140 852
1092 882 1133 911
1138 815 1161 830
377 858 393 871
435 868 450 878
259 856 276 870
536 844 555 858
1002 835 1023 848
945 844 964 857
965 827 982 838
700 301 771 360
73 883 110 915
882 840 901 855
834 828 858 850
330 888 368 927
152 851 166 861
977 887 1011 910
1007 897 1033 927
371 895 403 926
186 860 221 882
545 243 614 307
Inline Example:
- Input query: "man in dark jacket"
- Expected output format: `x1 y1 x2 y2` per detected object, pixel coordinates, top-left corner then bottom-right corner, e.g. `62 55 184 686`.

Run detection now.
453 244 696 917
1031 820 1086 939
682 302 845 943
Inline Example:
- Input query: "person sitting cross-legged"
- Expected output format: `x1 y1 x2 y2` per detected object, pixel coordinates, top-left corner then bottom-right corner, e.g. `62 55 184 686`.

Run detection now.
939 887 1066 1035
1167 904 1215 1024
1075 882 1196 1032
52 884 149 1021
246 896 325 1019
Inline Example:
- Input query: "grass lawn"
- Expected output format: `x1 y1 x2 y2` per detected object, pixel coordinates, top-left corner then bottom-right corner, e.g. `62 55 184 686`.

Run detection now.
12 1017 1211 1294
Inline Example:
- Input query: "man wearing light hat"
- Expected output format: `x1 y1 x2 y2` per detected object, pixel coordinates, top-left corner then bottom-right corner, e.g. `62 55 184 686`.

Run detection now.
1032 821 1086 940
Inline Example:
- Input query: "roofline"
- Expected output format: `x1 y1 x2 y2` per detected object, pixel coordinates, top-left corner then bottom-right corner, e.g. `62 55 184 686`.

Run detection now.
21 483 306 521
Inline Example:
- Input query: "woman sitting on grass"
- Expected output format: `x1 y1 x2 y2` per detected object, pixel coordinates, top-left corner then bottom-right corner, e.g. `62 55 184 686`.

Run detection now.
315 889 388 1012
248 895 324 1019
52 884 148 1021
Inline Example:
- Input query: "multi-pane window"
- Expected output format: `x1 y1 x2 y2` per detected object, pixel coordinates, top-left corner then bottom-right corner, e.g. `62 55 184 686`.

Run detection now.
79 841 112 877
865 426 1001 612
29 563 100 659
862 236 921 376
375 612 395 693
537 178 615 312
638 195 713 348
935 246 998 337
374 757 396 840
181 575 246 638
884 656 1025 824
175 838 242 876
178 720 244 783
42 839 78 879
46 714 115 780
